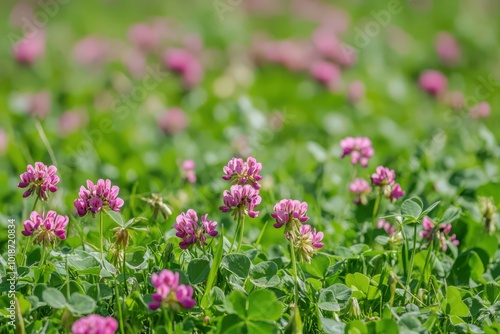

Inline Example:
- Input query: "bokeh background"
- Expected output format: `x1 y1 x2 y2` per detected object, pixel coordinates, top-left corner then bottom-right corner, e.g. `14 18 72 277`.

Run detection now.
1 0 499 249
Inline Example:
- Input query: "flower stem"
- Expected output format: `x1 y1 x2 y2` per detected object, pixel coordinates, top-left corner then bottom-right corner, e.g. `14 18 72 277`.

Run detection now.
122 250 128 295
32 196 40 212
236 215 245 253
163 308 173 334
254 220 269 248
372 189 382 227
21 236 31 267
407 223 418 288
114 283 125 334
66 255 70 299
229 214 242 253
289 238 299 307
99 212 105 266
21 197 41 267
418 239 435 291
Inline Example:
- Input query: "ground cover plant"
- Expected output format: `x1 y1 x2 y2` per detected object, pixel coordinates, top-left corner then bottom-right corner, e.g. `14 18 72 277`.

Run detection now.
0 0 500 333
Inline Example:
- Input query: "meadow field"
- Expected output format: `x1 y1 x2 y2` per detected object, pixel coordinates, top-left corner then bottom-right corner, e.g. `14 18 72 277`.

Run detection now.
0 0 499 333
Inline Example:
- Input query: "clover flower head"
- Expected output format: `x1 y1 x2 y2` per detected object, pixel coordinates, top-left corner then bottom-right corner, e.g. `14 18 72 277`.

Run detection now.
420 216 435 241
182 160 196 183
340 137 374 168
222 157 263 189
420 217 459 251
389 183 405 201
310 60 341 89
163 48 203 89
437 223 459 251
419 70 447 97
174 209 218 249
435 32 460 66
74 179 124 217
18 162 60 200
13 31 45 65
22 210 68 247
470 102 491 119
349 178 371 205
271 199 309 232
377 219 396 236
71 314 118 334
219 184 261 219
371 166 396 186
148 270 195 311
294 224 324 263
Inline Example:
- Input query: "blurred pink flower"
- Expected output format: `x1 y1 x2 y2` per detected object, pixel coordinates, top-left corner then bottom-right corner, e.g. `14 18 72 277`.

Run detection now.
312 28 357 67
174 209 218 249
419 70 447 97
389 183 405 201
310 60 341 90
18 162 59 200
470 102 491 119
73 36 108 67
12 31 45 65
340 137 374 168
182 160 196 183
435 32 460 66
444 91 465 109
148 270 195 311
371 166 405 201
420 216 434 241
128 23 160 52
163 48 203 89
71 315 118 334
27 90 51 119
158 108 188 135
371 166 396 186
377 219 396 236
59 109 89 135
420 217 459 251
347 81 365 104
350 178 371 205
122 48 146 78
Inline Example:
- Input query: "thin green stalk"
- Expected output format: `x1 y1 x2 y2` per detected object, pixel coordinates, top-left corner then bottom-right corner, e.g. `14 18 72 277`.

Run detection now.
163 308 173 334
254 220 269 248
99 212 105 265
418 240 435 291
372 190 383 227
32 196 40 212
21 197 40 266
66 256 70 299
289 238 299 306
122 250 128 295
34 120 58 167
229 214 242 253
406 223 418 293
115 283 125 334
20 236 31 267
236 215 245 253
